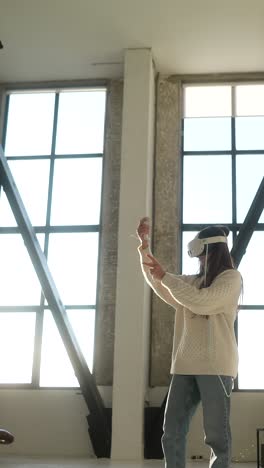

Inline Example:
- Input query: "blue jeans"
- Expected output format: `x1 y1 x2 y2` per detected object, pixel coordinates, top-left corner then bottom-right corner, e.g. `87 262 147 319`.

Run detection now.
161 374 233 468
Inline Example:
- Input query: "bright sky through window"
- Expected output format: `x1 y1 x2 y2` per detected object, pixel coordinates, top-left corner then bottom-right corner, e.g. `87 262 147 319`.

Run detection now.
0 89 106 387
183 84 264 390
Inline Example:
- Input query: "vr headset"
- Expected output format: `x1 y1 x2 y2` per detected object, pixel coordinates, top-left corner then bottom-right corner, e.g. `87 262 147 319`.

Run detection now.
187 235 227 258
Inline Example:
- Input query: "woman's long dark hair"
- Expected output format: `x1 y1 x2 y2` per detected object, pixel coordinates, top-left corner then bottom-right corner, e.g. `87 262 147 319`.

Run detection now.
197 242 234 288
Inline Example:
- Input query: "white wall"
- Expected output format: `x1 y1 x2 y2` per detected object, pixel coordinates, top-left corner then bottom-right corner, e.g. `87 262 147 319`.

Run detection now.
0 386 262 460
0 390 93 457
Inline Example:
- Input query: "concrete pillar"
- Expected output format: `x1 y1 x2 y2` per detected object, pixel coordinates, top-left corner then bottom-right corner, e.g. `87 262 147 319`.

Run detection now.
94 80 123 385
151 77 182 385
111 49 155 460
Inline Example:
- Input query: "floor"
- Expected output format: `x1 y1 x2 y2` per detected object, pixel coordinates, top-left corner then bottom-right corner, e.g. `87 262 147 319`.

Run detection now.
0 458 257 468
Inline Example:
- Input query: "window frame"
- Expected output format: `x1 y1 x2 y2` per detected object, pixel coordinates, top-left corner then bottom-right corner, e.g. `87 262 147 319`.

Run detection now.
0 83 108 389
181 81 264 392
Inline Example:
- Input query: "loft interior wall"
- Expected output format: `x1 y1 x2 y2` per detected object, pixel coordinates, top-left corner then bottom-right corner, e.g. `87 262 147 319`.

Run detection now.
0 72 264 460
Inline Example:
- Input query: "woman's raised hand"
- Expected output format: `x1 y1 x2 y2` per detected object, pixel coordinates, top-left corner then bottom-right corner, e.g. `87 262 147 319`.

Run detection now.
143 254 166 281
137 217 150 247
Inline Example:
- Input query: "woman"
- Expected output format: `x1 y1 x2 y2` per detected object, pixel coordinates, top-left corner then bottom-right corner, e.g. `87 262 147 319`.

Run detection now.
137 217 242 468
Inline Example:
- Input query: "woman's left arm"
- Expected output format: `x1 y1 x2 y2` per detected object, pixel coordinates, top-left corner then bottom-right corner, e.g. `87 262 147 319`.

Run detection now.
161 269 242 315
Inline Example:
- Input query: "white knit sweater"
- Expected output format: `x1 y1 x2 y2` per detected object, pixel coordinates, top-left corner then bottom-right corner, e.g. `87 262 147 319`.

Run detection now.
138 245 242 378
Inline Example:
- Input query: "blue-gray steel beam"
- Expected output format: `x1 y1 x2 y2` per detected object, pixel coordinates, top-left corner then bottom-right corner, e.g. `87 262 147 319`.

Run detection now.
231 176 264 267
0 145 111 457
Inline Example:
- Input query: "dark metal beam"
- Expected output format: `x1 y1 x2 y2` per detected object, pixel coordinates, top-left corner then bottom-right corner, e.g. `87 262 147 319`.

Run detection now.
231 176 264 267
0 145 111 457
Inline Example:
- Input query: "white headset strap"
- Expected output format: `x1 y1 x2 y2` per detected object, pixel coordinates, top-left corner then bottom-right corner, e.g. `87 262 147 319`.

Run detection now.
204 244 209 287
202 235 227 245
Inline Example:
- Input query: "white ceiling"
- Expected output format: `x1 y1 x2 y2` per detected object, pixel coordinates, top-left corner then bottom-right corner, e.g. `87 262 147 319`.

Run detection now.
1 0 264 83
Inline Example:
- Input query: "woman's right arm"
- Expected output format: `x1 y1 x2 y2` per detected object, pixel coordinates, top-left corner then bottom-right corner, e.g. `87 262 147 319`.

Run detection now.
136 217 179 308
138 244 178 308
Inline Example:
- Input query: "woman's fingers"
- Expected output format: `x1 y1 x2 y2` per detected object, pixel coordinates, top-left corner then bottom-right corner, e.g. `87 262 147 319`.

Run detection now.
138 218 150 233
143 255 156 267
137 217 150 241
140 216 149 223
146 254 155 261
143 262 165 281
143 262 154 267
143 255 160 270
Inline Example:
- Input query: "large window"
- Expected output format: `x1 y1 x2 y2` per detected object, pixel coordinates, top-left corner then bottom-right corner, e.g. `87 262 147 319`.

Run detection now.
182 84 264 390
0 88 106 387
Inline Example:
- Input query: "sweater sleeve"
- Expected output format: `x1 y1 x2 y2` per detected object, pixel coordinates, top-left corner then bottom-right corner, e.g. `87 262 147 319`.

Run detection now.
161 269 242 315
138 245 178 308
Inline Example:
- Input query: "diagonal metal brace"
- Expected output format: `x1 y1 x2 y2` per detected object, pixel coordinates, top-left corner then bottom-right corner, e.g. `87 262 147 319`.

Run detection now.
0 145 111 457
231 176 264 267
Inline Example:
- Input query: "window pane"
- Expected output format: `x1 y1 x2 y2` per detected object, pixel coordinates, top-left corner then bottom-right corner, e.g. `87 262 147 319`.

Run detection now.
55 90 106 155
236 117 264 150
238 310 264 389
236 85 264 116
40 309 95 387
5 93 55 156
47 233 99 305
238 232 264 305
50 158 102 225
182 231 200 275
0 188 17 226
184 86 232 117
183 155 232 223
236 154 264 223
0 159 50 227
0 234 44 305
40 310 78 387
67 309 95 371
0 312 36 383
184 118 231 151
